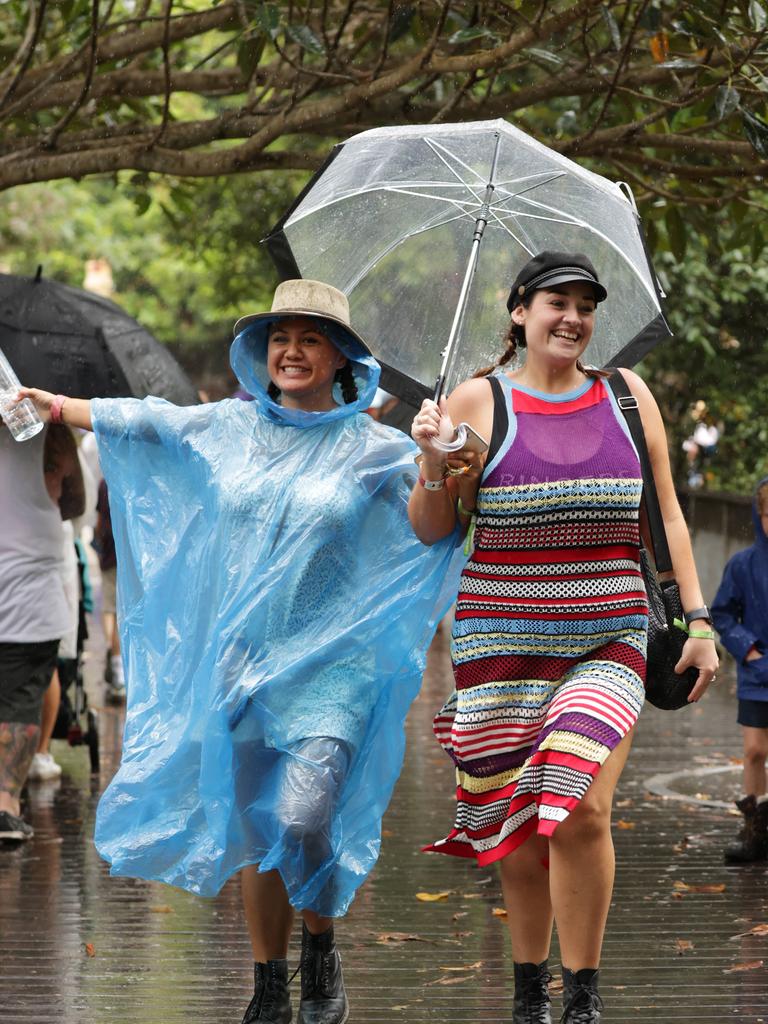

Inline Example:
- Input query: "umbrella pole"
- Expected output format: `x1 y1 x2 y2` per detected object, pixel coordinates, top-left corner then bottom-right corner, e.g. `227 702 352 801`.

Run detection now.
433 131 502 402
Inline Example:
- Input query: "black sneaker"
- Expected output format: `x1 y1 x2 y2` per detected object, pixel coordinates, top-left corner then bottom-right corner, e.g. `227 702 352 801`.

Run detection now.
0 810 34 842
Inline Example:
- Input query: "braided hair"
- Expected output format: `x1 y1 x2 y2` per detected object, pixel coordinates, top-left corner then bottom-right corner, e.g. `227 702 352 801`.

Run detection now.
474 291 608 381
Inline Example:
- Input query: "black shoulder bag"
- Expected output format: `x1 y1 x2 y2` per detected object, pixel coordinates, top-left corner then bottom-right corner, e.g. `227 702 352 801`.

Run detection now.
607 371 698 710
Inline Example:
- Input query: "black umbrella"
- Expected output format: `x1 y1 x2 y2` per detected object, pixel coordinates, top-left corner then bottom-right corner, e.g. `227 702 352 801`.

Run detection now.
0 268 198 404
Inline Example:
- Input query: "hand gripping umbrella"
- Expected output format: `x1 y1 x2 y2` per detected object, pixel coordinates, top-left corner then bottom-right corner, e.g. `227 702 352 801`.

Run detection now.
266 119 671 405
0 267 198 404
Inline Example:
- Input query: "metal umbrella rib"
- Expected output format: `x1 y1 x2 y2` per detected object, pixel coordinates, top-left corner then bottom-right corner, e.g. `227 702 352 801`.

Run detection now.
265 118 671 403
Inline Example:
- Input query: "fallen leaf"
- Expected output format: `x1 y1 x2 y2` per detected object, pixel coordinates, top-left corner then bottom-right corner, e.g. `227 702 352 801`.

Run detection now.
438 961 483 972
150 905 174 914
730 923 768 940
382 829 393 838
673 881 726 894
675 938 694 955
615 820 636 830
428 975 470 986
461 893 482 899
452 912 468 921
416 890 452 902
615 798 634 808
725 960 764 973
84 943 96 958
550 977 564 994
375 932 428 944
491 907 508 917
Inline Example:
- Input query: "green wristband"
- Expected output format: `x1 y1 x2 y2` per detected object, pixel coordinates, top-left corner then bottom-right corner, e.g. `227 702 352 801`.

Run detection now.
673 618 715 640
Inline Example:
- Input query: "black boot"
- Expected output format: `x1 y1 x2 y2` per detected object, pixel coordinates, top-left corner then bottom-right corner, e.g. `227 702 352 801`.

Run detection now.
241 959 292 1024
561 968 603 1023
297 923 349 1024
513 960 552 1023
724 795 768 864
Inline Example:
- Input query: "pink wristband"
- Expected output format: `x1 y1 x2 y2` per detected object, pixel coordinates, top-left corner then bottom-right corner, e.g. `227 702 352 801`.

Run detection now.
49 394 67 424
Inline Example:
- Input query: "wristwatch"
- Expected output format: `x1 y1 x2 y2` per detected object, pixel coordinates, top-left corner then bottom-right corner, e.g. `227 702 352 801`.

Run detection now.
684 605 712 626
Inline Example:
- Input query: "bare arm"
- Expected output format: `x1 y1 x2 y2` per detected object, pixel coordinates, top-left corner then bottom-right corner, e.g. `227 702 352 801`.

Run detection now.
620 368 719 701
407 378 493 545
17 388 93 431
44 424 86 520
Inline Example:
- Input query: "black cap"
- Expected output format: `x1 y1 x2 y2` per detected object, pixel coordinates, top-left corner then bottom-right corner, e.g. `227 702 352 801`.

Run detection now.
506 251 607 313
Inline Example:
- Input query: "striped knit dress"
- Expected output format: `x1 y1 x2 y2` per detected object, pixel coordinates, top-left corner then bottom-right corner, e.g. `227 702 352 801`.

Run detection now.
427 373 648 864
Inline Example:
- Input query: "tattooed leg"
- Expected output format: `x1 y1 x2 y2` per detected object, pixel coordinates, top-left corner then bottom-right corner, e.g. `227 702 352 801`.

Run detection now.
0 722 40 816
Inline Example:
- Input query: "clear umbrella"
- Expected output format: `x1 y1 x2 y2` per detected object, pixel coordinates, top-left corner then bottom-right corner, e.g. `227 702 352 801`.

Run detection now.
266 119 670 404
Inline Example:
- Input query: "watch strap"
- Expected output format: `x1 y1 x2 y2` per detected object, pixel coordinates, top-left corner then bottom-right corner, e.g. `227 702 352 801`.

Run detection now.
684 605 711 625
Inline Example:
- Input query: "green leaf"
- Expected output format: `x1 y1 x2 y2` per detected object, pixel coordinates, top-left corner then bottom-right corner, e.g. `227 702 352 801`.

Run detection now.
638 4 662 31
645 217 658 255
448 26 496 44
524 47 564 66
133 192 151 217
665 206 687 261
750 0 767 31
285 23 325 55
388 4 415 43
742 108 768 158
254 3 280 41
237 35 266 77
601 5 621 50
752 225 765 262
714 85 740 120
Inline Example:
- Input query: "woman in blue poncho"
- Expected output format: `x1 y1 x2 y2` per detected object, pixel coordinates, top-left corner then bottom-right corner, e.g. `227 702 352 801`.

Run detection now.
17 280 459 1024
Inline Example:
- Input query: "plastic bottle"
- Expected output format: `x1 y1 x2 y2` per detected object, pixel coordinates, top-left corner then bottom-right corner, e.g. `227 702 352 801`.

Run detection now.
0 347 43 442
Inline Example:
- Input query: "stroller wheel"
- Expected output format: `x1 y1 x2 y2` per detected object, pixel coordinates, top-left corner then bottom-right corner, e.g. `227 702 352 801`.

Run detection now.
86 709 100 774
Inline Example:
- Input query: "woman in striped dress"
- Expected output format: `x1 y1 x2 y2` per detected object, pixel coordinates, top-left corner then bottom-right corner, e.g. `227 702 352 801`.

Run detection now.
408 252 718 1024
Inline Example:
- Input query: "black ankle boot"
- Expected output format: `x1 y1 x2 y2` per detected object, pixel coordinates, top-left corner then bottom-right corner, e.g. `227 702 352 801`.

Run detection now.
724 795 768 864
561 968 603 1023
241 959 292 1023
513 960 552 1023
297 923 348 1024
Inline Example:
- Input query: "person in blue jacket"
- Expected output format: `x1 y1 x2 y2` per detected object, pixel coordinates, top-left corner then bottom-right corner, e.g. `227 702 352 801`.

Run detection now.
712 476 768 864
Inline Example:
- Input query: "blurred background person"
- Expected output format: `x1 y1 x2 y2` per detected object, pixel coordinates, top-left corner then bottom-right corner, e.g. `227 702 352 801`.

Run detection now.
713 476 768 864
0 422 84 840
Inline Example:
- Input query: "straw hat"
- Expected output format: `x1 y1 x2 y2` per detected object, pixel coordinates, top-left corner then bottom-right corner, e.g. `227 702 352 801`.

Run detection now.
233 280 371 354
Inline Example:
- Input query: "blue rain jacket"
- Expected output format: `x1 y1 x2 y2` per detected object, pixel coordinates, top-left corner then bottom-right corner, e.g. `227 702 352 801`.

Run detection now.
92 321 461 915
712 476 768 701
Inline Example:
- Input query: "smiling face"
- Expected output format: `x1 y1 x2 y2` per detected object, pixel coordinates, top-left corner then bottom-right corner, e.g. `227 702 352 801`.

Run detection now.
266 316 347 411
511 282 596 368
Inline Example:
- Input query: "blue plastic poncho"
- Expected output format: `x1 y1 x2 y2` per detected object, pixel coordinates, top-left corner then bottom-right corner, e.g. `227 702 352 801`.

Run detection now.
92 321 460 916
712 476 768 700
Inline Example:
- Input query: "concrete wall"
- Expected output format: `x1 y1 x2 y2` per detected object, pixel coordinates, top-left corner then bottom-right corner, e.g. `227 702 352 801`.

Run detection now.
680 489 755 605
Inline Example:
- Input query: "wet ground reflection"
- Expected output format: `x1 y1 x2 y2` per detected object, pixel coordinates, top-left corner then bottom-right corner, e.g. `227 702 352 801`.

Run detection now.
1 622 767 1022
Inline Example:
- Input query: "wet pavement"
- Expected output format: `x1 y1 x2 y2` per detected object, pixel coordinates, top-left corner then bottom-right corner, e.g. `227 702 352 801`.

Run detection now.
2 615 768 1023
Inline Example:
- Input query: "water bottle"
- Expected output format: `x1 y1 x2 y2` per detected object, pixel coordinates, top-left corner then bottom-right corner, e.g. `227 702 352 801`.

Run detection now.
0 346 43 442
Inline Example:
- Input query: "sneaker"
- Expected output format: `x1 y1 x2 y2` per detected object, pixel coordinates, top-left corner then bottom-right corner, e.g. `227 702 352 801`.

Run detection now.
0 810 34 842
27 752 63 782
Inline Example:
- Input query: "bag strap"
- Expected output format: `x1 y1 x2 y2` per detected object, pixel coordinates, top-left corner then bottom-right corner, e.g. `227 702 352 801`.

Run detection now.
606 369 673 575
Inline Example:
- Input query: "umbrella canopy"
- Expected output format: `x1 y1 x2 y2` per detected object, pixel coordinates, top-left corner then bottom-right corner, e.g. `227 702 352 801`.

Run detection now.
0 269 198 404
266 119 671 405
